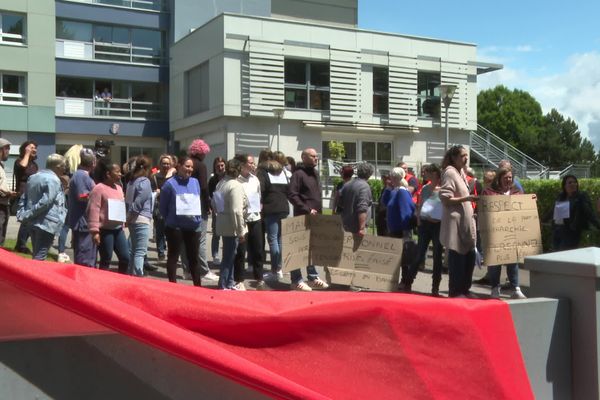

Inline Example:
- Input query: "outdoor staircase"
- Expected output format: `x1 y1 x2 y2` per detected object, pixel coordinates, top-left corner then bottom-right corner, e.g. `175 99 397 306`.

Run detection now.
469 124 548 179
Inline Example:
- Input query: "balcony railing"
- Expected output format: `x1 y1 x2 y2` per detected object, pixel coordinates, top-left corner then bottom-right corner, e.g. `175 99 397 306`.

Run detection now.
62 0 165 12
56 97 164 119
56 39 164 66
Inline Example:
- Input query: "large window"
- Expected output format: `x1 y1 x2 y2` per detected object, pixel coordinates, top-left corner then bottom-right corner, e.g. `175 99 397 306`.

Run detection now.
373 66 389 115
185 62 209 116
0 73 26 104
321 141 357 163
0 12 25 44
285 59 330 110
417 71 441 119
361 142 392 166
56 19 164 65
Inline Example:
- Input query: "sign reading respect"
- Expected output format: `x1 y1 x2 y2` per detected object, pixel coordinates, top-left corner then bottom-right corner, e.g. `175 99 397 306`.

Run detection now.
478 194 542 265
281 215 403 291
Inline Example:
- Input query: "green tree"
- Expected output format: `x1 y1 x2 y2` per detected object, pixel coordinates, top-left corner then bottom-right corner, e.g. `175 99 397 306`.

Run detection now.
328 141 346 161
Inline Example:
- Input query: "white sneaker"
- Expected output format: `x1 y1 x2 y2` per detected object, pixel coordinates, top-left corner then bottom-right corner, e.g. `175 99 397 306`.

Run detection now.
307 277 329 290
511 287 527 299
57 253 70 263
232 282 246 291
291 281 312 291
276 270 284 280
491 286 501 299
203 271 219 281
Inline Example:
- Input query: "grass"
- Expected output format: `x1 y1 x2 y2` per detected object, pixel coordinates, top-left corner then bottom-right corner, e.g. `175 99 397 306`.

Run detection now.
2 238 59 261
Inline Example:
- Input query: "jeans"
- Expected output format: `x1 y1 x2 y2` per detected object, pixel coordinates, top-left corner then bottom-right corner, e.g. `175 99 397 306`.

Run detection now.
407 220 443 288
31 226 55 261
72 230 97 268
234 220 265 282
15 223 30 250
98 228 130 273
128 222 150 276
211 216 220 259
58 222 70 253
264 213 287 273
489 263 519 288
165 226 201 286
219 236 239 289
448 249 475 297
198 216 210 274
290 266 319 285
154 217 166 258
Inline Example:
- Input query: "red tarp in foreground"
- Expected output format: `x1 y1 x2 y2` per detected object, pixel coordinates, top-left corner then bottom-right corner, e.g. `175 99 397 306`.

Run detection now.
0 249 533 399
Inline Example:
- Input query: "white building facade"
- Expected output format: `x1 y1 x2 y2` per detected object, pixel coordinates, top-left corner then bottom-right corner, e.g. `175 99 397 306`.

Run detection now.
170 10 498 174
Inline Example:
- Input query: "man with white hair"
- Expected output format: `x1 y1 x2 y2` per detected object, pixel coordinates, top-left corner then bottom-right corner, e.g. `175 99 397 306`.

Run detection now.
339 162 374 236
0 138 18 246
17 154 68 260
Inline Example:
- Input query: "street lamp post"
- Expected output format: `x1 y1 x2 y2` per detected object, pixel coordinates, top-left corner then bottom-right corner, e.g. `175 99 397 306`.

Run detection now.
272 108 285 151
439 84 457 150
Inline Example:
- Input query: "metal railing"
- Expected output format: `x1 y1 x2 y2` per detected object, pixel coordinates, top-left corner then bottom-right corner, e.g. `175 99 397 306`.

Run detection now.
56 96 164 120
56 39 165 66
469 124 548 179
558 164 591 179
62 0 165 11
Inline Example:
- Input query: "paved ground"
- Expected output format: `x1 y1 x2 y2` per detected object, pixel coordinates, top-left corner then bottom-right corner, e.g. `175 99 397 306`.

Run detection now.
3 217 529 299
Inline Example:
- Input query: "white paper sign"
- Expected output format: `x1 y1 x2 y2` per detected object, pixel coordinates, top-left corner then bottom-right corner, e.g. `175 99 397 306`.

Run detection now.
176 193 201 216
268 172 288 184
553 200 570 222
108 199 126 222
213 191 225 213
248 192 261 213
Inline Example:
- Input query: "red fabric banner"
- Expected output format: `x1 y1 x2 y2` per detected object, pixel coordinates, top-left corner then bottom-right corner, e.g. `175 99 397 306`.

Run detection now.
0 249 533 399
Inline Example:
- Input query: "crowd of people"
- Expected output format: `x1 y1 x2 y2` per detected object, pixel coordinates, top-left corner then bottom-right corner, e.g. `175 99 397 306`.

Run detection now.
0 137 598 297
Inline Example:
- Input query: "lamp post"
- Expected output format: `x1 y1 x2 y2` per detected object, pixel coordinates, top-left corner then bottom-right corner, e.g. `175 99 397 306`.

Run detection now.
272 108 285 151
439 84 457 150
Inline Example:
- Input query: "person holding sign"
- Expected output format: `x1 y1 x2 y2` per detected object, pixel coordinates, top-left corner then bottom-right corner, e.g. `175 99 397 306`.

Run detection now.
482 167 527 299
552 174 600 251
159 156 203 286
87 160 130 272
233 154 266 290
439 146 478 298
215 159 248 290
339 162 374 237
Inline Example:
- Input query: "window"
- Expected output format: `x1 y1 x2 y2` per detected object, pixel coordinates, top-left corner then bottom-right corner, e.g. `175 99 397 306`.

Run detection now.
321 141 357 163
0 73 26 104
362 142 392 166
285 59 330 110
373 66 389 115
56 20 92 42
56 77 94 98
185 62 209 116
417 71 441 119
0 12 25 44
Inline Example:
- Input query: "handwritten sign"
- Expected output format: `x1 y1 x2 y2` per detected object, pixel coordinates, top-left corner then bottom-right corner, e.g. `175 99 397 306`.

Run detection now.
281 214 403 291
478 194 542 265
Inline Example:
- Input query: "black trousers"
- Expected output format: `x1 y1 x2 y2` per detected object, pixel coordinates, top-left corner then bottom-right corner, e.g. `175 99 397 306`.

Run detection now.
165 226 202 286
0 204 9 246
234 220 265 282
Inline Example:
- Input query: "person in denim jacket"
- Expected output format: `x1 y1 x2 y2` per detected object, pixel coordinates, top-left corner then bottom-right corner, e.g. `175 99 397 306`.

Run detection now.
17 154 68 260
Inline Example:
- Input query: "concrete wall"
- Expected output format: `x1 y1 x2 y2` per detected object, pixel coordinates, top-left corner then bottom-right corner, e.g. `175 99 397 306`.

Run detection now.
271 0 357 26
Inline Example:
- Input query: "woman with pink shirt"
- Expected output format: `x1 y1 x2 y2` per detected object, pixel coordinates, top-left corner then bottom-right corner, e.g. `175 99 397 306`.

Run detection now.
87 160 130 272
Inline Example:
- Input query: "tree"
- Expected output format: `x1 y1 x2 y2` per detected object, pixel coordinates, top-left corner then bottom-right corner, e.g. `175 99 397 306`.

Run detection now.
327 141 345 161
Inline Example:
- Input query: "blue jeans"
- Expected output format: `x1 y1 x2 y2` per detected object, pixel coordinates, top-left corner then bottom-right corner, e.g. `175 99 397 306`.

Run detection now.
154 217 166 257
264 213 287 273
98 228 130 273
290 266 319 284
58 222 70 253
31 226 55 261
448 249 475 297
15 223 30 250
211 216 220 259
489 263 519 288
128 222 150 276
198 216 210 274
219 236 239 289
406 220 443 287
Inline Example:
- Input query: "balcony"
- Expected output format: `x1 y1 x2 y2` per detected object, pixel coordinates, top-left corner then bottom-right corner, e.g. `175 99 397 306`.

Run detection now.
56 97 163 120
56 39 163 66
60 0 165 12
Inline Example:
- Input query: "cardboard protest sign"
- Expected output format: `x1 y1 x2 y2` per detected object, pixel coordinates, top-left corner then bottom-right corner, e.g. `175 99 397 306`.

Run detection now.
281 214 403 291
281 215 310 273
478 194 542 265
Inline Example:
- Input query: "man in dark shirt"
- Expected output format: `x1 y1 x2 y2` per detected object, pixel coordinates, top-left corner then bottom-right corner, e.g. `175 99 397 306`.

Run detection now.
14 140 38 254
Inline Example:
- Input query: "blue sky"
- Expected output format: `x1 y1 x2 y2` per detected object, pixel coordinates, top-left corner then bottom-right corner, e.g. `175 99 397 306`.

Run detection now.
358 0 600 148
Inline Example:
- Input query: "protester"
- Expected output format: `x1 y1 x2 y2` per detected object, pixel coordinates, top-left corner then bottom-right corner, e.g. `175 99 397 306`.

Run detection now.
385 167 415 239
397 162 419 202
150 154 175 261
288 148 329 291
208 156 226 265
87 160 130 273
13 141 38 254
126 156 153 277
331 165 354 214
56 170 71 263
17 154 67 261
159 156 203 286
482 167 528 299
0 138 17 246
439 145 478 298
258 158 290 280
188 139 218 280
375 174 391 237
551 174 600 251
339 162 373 236
404 164 444 295
215 158 247 290
68 148 97 267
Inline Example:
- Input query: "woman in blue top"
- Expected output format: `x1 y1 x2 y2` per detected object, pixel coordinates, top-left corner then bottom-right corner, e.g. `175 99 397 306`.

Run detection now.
159 156 203 286
126 156 153 276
